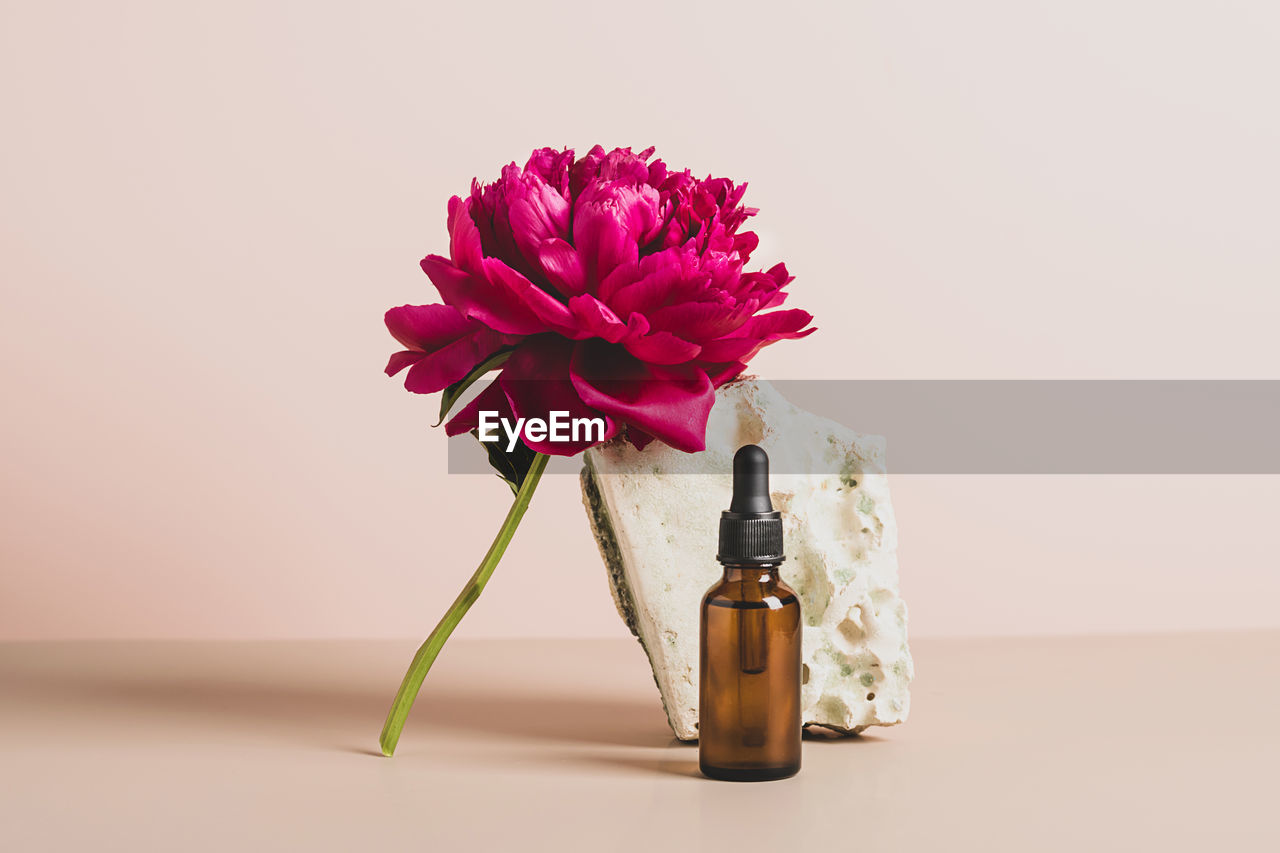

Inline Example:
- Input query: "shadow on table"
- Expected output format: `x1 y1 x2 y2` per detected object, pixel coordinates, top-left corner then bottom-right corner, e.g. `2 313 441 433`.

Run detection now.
566 752 701 779
412 691 675 749
2 661 672 752
3 646 891 763
803 726 888 745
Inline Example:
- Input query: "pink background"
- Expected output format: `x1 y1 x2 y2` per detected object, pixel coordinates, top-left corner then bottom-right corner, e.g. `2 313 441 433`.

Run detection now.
3 2 1277 640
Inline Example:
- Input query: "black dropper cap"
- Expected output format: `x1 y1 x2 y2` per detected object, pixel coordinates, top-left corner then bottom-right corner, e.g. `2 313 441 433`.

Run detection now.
717 445 785 564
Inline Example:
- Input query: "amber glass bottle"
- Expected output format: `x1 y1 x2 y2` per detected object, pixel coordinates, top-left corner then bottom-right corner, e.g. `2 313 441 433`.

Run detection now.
699 446 802 781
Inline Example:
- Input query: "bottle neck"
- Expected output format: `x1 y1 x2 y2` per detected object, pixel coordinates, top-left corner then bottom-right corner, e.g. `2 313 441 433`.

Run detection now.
719 562 784 584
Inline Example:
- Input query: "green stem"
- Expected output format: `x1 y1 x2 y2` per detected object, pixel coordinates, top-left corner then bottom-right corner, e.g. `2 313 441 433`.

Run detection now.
379 452 550 756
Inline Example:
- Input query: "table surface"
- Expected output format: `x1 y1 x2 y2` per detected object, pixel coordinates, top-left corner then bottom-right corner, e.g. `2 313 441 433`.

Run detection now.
2 632 1276 852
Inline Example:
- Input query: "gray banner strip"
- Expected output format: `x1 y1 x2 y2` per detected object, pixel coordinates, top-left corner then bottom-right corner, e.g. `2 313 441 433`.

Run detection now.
445 380 1280 474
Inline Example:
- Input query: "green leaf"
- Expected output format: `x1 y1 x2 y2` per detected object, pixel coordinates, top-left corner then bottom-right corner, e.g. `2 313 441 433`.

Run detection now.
433 348 514 427
435 347 536 492
476 431 538 496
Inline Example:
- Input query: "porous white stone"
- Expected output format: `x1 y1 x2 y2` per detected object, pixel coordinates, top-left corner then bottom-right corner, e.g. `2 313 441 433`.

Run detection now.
581 379 912 740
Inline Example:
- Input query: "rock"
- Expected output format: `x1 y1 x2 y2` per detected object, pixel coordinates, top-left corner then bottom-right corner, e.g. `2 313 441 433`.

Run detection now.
581 378 912 740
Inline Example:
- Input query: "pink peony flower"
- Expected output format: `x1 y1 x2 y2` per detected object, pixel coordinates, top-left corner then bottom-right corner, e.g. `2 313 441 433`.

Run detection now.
377 147 819 757
385 145 814 455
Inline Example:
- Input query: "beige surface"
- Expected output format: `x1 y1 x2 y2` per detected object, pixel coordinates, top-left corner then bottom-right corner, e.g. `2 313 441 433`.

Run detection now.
1 634 1275 851
5 1 1280 643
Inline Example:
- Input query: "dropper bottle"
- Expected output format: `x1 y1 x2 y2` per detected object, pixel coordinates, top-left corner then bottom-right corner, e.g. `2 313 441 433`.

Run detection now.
699 445 803 781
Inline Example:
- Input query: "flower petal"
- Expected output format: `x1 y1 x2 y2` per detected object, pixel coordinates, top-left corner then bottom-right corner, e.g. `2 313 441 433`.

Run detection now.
596 257 640 303
384 304 515 394
384 303 477 352
700 314 815 364
622 330 702 364
570 340 714 452
481 258 584 337
693 336 758 363
498 336 618 455
700 361 748 387
537 238 586 297
626 426 655 450
403 329 510 395
606 261 686 319
619 313 702 364
447 195 485 274
572 181 659 284
385 350 424 377
421 255 547 336
568 294 627 343
732 308 815 339
508 181 571 267
646 298 756 342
